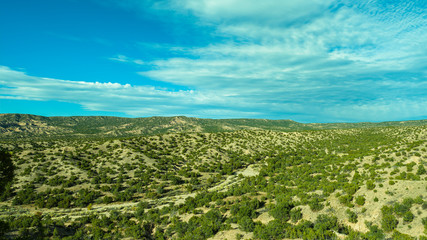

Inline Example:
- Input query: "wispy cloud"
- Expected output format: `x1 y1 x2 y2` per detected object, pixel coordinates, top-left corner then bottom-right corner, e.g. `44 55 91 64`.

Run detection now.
171 0 334 25
1 64 426 122
3 0 427 122
0 66 264 118
109 54 145 65
0 66 193 116
134 0 427 121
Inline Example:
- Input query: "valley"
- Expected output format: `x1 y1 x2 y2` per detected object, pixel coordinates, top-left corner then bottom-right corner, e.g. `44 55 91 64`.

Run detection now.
0 115 427 239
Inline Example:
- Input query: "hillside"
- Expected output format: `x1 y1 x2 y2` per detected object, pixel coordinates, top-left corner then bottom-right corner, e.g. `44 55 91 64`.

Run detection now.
1 124 427 239
0 114 302 140
1 114 427 140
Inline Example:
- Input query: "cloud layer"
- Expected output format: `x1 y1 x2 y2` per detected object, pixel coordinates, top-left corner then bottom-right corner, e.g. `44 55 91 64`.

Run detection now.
1 0 426 122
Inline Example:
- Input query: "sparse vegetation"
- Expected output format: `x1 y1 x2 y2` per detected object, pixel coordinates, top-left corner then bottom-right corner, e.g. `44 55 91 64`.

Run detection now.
1 115 427 239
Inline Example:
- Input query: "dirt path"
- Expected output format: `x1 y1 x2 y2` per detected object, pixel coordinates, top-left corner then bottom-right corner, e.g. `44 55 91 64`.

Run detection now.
1 164 261 220
208 164 260 192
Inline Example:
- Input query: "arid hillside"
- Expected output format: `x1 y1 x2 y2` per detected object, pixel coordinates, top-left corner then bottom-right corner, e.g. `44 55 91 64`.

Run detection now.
1 124 427 239
2 114 427 140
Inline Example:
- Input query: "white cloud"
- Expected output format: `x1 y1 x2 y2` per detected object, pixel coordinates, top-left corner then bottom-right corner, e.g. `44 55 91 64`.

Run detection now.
1 65 426 122
171 0 334 25
4 0 427 122
137 0 427 110
0 66 199 116
109 54 146 65
109 55 129 62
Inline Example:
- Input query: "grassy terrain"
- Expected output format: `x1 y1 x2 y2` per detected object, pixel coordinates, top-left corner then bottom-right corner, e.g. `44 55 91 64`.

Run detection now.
0 119 427 239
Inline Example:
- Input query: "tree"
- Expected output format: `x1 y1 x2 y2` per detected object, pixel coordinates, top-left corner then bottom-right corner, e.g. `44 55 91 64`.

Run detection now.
346 209 358 223
0 150 14 194
269 201 294 221
364 222 385 240
238 216 255 232
417 165 426 175
403 211 414 223
381 214 398 232
290 208 303 223
355 196 366 206
366 180 376 190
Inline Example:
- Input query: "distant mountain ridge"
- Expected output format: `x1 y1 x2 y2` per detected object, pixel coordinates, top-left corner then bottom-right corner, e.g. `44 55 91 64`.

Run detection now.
1 114 426 140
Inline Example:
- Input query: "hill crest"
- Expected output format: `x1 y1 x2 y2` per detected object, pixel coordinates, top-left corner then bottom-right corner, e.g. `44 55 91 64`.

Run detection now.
1 114 426 140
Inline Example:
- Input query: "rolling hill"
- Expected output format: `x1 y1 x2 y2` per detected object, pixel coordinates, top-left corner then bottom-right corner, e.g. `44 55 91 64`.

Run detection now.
1 114 426 140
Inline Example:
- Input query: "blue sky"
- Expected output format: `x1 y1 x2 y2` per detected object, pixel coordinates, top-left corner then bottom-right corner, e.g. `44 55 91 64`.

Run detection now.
0 0 426 123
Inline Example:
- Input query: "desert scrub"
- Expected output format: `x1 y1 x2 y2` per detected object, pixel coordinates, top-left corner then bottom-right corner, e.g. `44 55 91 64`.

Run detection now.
366 180 375 190
355 196 365 206
346 209 358 223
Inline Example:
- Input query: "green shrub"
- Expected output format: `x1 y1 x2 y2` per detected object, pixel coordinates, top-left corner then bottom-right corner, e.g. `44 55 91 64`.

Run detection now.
403 211 414 223
366 180 375 190
314 214 339 233
309 198 324 212
269 201 294 221
417 165 426 175
339 194 353 206
290 208 303 223
253 220 290 240
414 195 424 204
422 217 427 233
391 230 415 240
230 198 262 220
381 214 398 232
238 216 255 232
346 209 358 223
394 202 411 217
363 222 384 239
355 196 365 206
